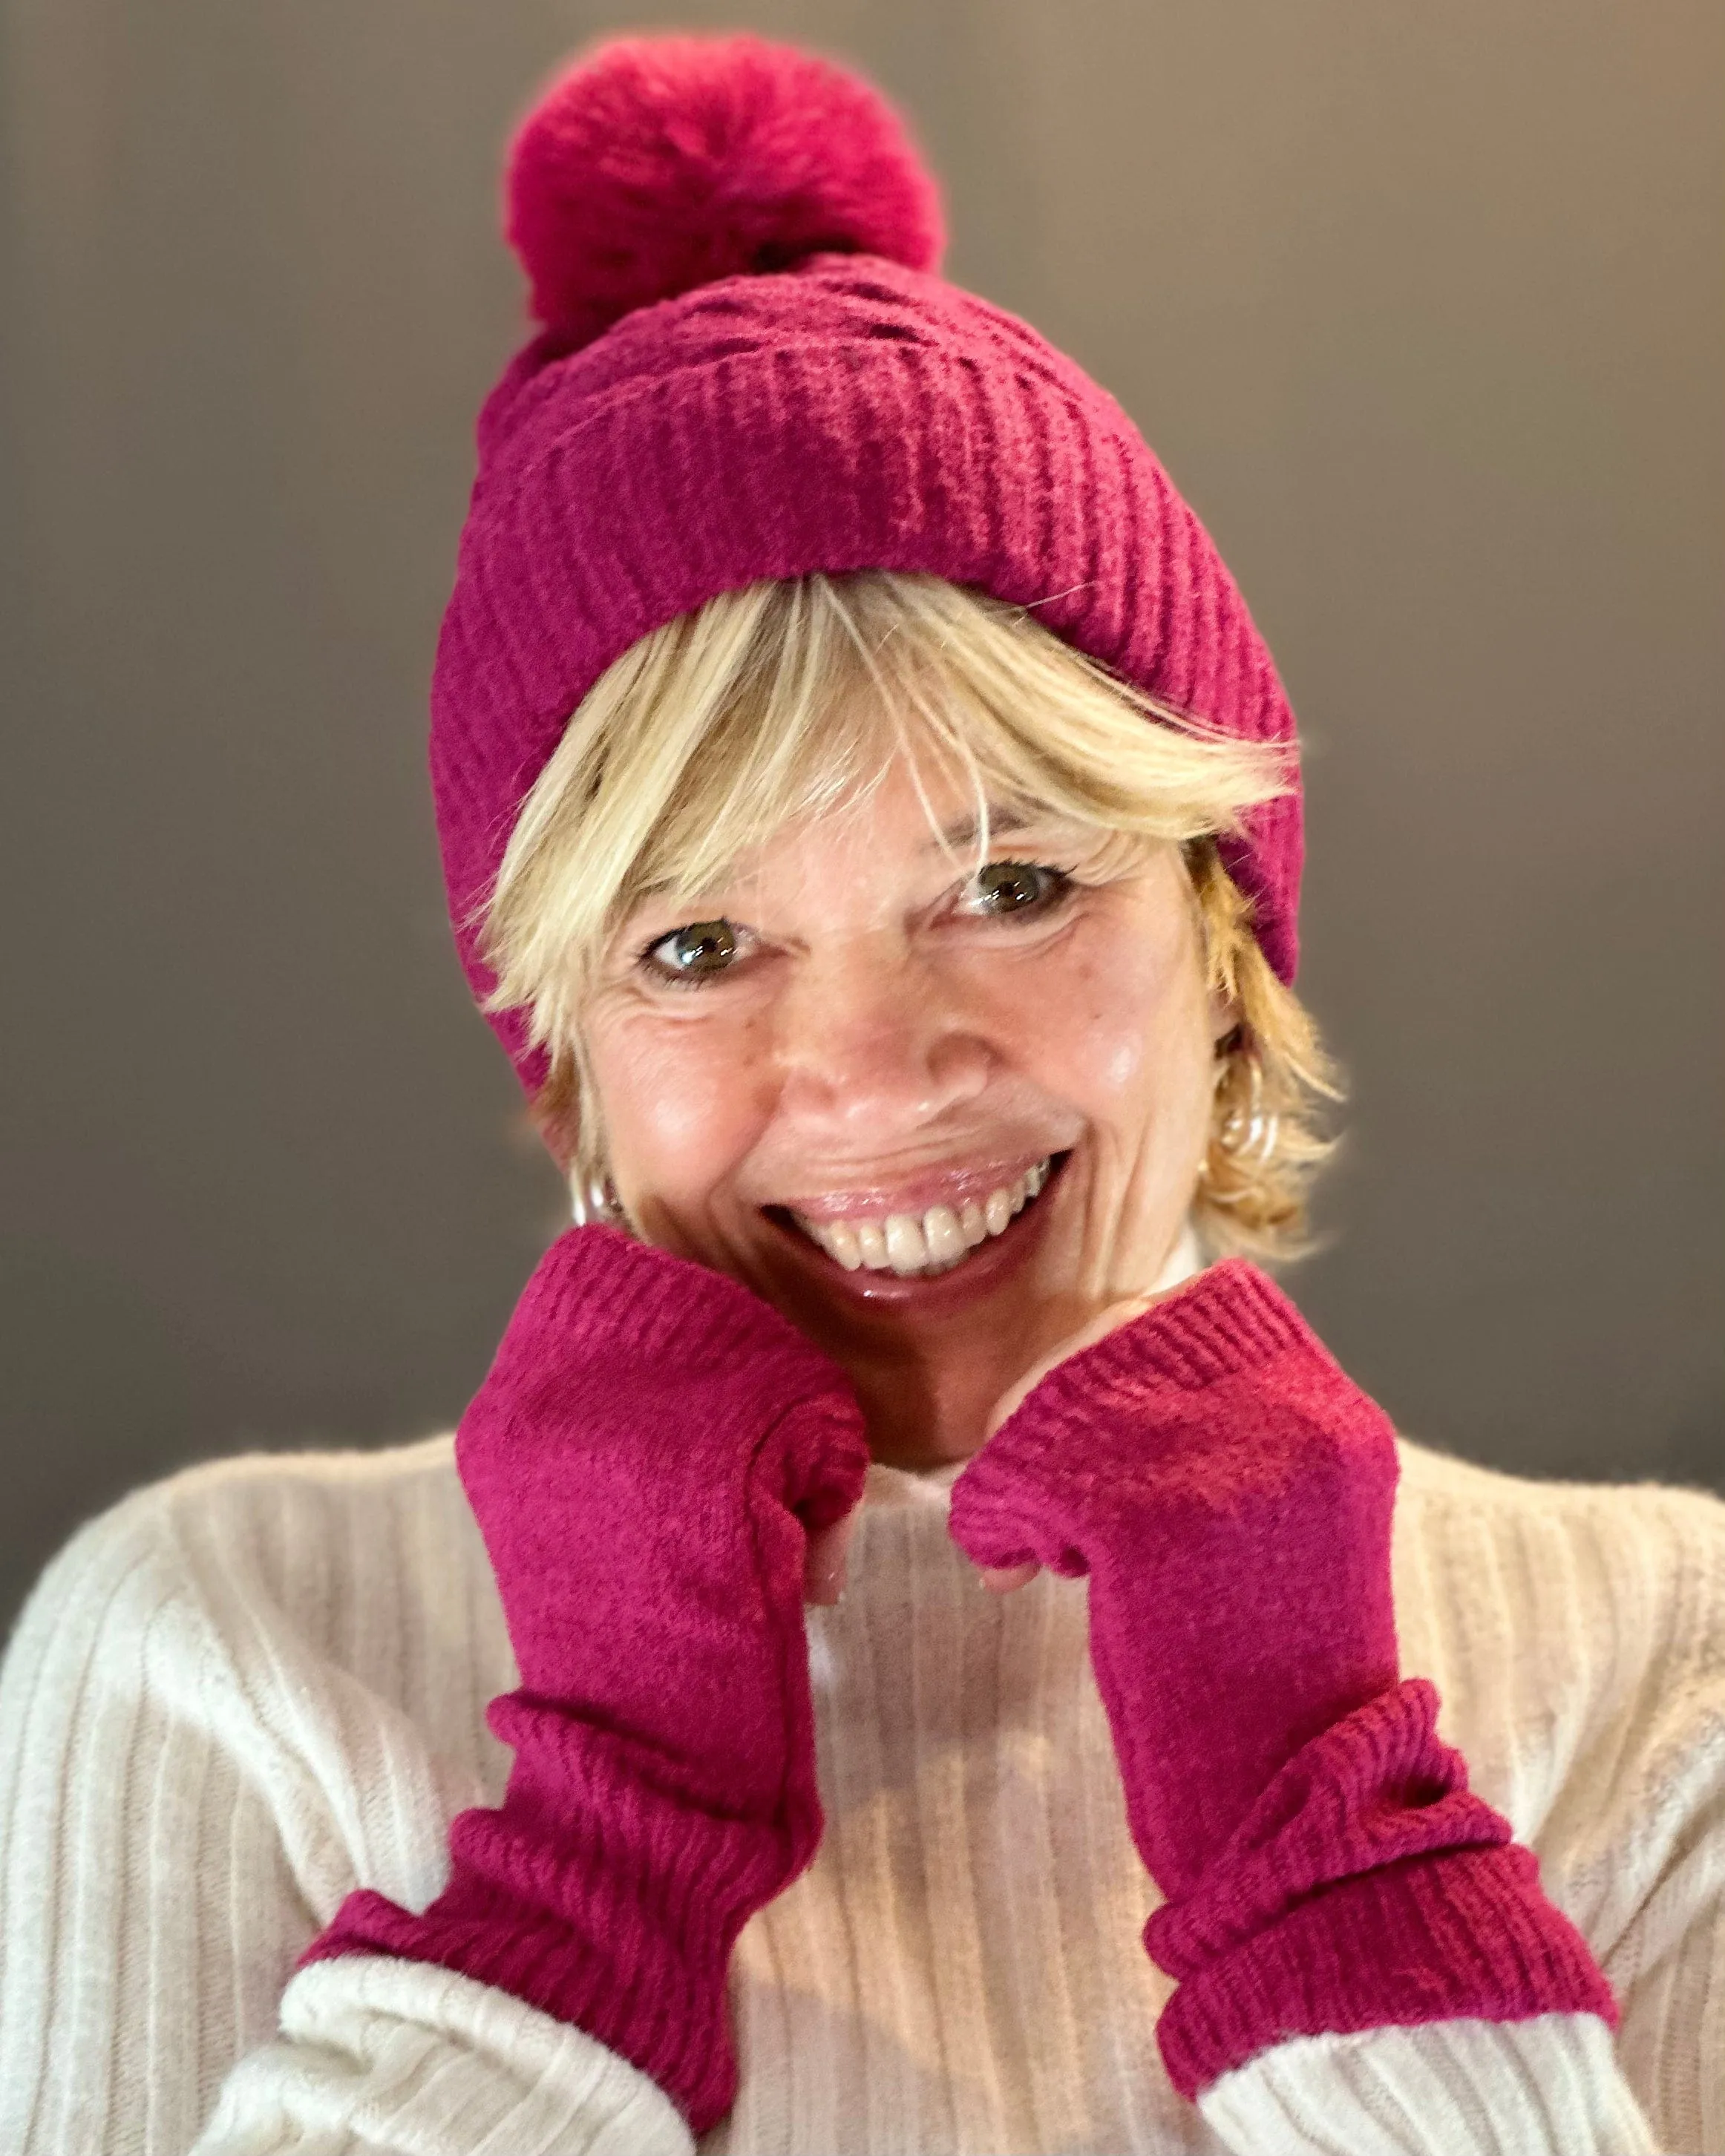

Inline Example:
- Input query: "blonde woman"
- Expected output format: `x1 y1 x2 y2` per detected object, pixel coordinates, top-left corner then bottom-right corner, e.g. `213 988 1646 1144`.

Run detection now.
1 33 1721 2156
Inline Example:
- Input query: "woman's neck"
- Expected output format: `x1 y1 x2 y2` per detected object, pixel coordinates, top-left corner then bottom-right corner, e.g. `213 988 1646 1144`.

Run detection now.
851 1220 1205 1471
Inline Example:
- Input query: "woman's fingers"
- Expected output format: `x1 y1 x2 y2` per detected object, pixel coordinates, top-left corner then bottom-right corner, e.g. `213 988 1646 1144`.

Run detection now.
977 1559 1041 1594
802 1509 857 1605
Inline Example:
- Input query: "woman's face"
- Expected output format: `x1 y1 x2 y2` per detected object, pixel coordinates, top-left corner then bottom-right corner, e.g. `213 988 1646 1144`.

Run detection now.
583 747 1233 1467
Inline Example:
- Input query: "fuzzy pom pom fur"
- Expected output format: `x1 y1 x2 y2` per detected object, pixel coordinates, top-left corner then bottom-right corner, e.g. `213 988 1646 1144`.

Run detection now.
505 33 946 348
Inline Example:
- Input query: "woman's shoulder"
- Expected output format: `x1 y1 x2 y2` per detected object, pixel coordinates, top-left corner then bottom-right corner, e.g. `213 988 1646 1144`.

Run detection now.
4 1434 507 1757
17 1432 474 1623
102 1426 464 1518
1395 1428 1725 1526
1388 1434 1725 1938
1 1435 511 1916
1392 1429 1725 1684
1392 1432 1725 1639
0 1438 520 2068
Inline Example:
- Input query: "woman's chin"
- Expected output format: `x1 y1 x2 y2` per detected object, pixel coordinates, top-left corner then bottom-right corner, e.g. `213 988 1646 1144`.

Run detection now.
735 1176 1088 1469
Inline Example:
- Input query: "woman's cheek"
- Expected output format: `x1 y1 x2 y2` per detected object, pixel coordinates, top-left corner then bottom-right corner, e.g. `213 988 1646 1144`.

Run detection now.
594 1007 768 1210
1013 905 1216 1254
1011 913 1185 1116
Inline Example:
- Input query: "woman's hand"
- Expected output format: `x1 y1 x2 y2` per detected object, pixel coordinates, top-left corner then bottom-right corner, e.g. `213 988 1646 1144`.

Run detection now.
305 1224 869 2134
454 1225 865 1736
950 1258 1406 1890
968 1280 1188 1593
946 1259 1614 2097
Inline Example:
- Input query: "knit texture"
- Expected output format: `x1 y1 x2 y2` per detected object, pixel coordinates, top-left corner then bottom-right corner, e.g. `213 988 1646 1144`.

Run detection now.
949 1262 1618 2096
431 34 1303 1089
301 1228 868 2133
4 1424 1712 2152
507 36 946 347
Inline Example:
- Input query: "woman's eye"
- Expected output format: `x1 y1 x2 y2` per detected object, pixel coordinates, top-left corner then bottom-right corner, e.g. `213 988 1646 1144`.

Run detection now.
644 919 742 980
965 861 1070 917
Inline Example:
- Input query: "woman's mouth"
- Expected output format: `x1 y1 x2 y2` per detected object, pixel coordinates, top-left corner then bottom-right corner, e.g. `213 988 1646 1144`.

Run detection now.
773 1154 1061 1281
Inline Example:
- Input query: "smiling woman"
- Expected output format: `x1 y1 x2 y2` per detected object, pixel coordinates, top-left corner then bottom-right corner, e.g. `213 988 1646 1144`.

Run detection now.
484 571 1335 1285
477 569 1335 1472
2 26 1722 2156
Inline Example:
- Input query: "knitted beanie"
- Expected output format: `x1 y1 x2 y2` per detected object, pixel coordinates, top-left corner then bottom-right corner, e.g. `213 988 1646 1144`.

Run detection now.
431 32 1304 1092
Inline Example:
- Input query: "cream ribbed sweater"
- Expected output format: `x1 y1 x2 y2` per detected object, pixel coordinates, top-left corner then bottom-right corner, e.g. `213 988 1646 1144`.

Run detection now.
1 1421 1721 2155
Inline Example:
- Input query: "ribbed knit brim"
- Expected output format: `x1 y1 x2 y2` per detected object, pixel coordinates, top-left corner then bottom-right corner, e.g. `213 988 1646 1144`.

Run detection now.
432 176 1302 1096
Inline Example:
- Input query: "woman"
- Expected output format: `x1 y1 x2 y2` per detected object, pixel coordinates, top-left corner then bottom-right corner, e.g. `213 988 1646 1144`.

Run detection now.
1 32 1719 2156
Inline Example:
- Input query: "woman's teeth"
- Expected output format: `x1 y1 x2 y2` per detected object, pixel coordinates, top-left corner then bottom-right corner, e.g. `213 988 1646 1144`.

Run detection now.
792 1159 1053 1277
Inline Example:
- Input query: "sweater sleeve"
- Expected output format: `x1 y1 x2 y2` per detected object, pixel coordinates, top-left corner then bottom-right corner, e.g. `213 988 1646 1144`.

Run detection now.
192 1958 691 2155
1197 2014 1658 2153
0 1461 693 2156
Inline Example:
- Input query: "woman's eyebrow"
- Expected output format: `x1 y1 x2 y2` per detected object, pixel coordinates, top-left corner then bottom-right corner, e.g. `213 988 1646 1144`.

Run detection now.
926 805 1035 853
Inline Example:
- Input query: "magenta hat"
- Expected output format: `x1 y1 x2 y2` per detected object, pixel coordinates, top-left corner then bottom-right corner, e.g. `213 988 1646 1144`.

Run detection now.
431 32 1303 1091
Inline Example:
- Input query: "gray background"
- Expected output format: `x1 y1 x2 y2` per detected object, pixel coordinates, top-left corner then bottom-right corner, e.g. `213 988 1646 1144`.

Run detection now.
3 0 1721 1632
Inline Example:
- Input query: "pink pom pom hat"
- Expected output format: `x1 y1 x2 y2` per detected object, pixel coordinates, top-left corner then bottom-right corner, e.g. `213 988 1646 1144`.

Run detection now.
431 32 1305 1092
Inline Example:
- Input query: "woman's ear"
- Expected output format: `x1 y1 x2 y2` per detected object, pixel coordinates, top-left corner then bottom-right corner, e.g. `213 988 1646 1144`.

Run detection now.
529 1061 583 1176
1208 992 1243 1049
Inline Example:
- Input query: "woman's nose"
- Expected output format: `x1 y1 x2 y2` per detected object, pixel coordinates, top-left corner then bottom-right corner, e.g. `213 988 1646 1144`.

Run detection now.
770 943 991 1141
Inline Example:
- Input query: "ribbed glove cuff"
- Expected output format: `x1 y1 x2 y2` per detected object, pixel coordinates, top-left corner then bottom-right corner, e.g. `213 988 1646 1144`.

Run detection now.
1153 1836 1619 2100
1144 1680 1618 2100
302 1692 806 2133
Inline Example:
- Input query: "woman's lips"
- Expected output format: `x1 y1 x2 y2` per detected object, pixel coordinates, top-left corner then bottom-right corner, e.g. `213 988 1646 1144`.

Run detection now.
793 1158 1050 1274
762 1153 1069 1314
777 1150 1054 1225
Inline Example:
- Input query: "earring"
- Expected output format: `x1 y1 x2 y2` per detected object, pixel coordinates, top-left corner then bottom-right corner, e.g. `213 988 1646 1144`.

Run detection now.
570 1170 624 1227
1213 1049 1279 1167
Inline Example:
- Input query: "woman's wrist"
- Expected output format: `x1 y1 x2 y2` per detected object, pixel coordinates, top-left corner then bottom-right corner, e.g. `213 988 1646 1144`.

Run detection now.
1146 1679 1620 2097
304 1700 791 2132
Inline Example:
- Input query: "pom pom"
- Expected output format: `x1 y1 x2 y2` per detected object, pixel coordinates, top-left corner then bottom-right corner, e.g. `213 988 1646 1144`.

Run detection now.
505 33 946 347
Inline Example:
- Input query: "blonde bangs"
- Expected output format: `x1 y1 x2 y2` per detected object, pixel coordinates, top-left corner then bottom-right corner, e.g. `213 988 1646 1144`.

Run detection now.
478 569 1339 1261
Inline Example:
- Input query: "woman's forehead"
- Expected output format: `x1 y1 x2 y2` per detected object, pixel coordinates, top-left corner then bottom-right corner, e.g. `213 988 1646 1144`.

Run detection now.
678 781 1079 888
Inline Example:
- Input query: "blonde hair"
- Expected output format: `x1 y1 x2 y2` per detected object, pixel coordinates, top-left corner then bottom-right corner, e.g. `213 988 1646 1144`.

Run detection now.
478 570 1341 1262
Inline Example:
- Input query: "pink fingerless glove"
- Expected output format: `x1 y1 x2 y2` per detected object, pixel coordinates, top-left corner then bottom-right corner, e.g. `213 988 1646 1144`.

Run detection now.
302 1226 869 2134
948 1258 1616 2100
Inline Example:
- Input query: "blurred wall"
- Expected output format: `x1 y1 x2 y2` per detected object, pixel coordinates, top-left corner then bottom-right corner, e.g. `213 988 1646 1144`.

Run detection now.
3 0 1721 1628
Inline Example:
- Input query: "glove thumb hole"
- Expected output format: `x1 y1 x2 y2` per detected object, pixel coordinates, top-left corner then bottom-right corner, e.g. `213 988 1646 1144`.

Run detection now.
773 1399 870 1532
946 1503 1041 1577
794 1477 865 1538
949 1489 1092 1581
